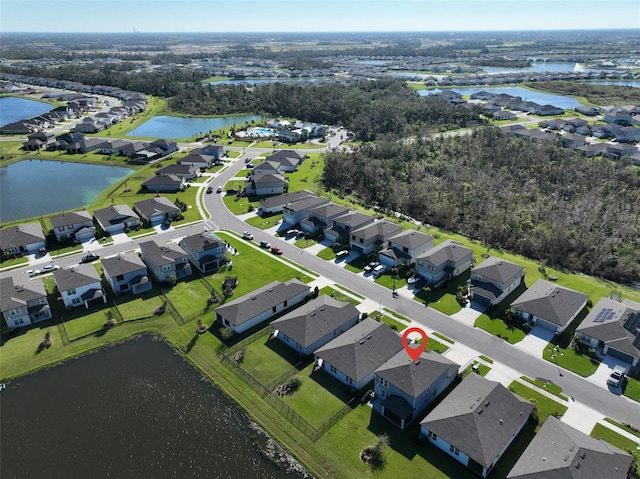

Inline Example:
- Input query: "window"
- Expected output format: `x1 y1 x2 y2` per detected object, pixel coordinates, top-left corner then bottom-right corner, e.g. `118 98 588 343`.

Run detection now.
346 376 353 384
162 265 172 271
9 308 21 316
116 274 125 281
380 390 387 399
39 297 47 304
68 288 76 296
427 431 437 440
283 300 288 308
71 298 81 305
449 445 460 456
13 318 25 327
403 247 409 253
428 265 433 271
330 365 337 374
378 377 389 388
272 306 277 313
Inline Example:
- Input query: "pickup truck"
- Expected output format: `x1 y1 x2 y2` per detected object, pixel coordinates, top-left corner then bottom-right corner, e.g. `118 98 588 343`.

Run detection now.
607 365 627 387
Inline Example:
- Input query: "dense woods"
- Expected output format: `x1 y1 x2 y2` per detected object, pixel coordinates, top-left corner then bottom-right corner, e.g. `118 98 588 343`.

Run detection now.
170 80 486 140
323 127 640 284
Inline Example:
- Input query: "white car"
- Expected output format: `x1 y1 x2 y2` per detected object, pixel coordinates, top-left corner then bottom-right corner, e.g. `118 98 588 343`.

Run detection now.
40 264 60 273
372 264 387 277
26 269 41 277
242 231 254 241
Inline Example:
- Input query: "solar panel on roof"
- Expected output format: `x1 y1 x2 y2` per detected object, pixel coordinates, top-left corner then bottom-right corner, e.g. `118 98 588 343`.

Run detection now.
593 308 616 323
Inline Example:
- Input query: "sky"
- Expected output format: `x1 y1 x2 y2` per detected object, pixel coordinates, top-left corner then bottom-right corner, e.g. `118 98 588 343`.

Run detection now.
1 0 639 33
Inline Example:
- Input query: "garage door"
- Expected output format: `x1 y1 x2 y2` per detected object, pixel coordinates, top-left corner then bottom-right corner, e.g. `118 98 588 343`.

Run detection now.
472 293 492 306
607 347 635 364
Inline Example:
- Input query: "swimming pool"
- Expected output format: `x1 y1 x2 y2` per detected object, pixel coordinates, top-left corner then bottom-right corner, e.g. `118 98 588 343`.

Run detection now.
239 127 276 138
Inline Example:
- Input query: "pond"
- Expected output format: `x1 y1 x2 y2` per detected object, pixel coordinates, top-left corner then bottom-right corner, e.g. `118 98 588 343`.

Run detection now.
482 62 593 74
0 336 306 479
126 114 261 139
0 96 53 128
418 86 582 110
0 160 133 223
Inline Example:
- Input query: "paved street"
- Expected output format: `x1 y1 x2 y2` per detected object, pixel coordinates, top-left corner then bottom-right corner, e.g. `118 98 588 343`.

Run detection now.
2 132 640 437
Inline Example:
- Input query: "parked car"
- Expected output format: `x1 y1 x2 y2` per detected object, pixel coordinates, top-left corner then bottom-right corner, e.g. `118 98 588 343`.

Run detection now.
81 253 100 263
26 269 40 277
40 264 60 273
242 231 254 241
372 264 387 277
216 186 223 193
246 163 255 169
259 240 271 249
364 261 379 273
271 246 283 255
244 157 252 163
206 187 213 194
286 229 299 237
295 231 305 239
335 250 349 260
607 365 627 387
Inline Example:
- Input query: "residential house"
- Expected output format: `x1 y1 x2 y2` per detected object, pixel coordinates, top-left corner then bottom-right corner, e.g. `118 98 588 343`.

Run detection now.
139 240 192 283
270 295 361 356
507 416 633 479
299 203 349 235
101 252 152 295
264 150 306 172
155 163 199 180
50 211 96 243
612 126 640 143
141 174 185 193
415 240 473 286
575 297 640 372
534 104 565 116
469 256 525 306
575 105 599 116
93 205 141 235
133 196 181 225
607 143 639 161
378 230 434 268
0 223 46 257
99 139 129 154
258 190 317 214
324 211 376 244
604 108 632 126
119 141 150 157
560 133 586 148
420 374 534 478
71 119 108 134
1 277 52 329
215 279 310 334
48 132 85 151
314 318 403 390
178 231 228 273
492 110 517 121
574 143 607 157
510 279 589 334
177 152 216 169
65 137 105 154
373 350 459 430
282 196 330 226
250 160 281 177
244 172 288 196
0 120 40 135
23 131 55 150
199 144 224 160
349 219 403 256
53 264 107 309
149 139 178 158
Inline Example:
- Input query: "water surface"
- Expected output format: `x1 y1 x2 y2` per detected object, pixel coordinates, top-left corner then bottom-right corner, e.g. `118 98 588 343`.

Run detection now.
0 336 304 479
0 96 53 127
126 114 261 138
418 86 582 109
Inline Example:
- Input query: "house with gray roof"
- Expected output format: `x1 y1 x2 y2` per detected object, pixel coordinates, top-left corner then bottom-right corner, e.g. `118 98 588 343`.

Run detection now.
283 196 330 226
373 350 459 430
314 318 403 390
270 295 360 356
470 256 525 306
244 172 288 196
510 279 588 334
53 264 106 309
177 152 216 168
378 230 434 268
140 240 192 283
178 231 228 274
155 163 199 180
576 297 640 372
102 252 152 295
258 190 317 214
93 205 140 235
141 174 185 193
0 222 46 257
420 374 533 478
415 240 474 286
215 279 310 334
299 203 349 235
324 211 376 244
349 219 403 256
50 210 95 243
133 196 181 225
507 416 633 479
1 276 52 329
264 150 306 172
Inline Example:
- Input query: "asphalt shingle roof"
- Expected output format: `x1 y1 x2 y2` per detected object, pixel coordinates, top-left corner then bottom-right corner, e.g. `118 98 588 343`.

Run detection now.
53 263 101 291
417 239 473 266
510 279 588 327
0 222 45 250
102 252 148 277
0 276 47 312
50 211 92 229
472 256 523 284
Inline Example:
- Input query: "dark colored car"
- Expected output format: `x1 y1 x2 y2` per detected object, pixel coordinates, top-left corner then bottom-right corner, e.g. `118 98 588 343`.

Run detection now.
271 246 283 255
81 253 100 263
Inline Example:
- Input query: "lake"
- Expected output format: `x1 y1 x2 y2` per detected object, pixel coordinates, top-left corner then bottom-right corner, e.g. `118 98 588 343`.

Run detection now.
0 96 53 128
126 114 261 138
0 160 133 223
482 62 590 74
0 336 305 479
418 86 582 109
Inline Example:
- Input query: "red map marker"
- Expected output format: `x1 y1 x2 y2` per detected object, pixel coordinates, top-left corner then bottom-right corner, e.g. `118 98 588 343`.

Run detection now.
401 327 429 362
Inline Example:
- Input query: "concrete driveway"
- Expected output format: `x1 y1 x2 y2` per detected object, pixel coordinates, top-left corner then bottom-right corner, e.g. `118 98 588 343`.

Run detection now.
585 356 632 393
513 326 555 358
450 302 486 326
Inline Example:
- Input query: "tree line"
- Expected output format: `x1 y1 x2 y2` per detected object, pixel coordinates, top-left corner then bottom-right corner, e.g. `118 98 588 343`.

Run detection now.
322 127 640 284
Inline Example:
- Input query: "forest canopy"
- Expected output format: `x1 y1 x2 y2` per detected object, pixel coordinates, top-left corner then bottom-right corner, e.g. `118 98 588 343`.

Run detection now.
322 127 640 284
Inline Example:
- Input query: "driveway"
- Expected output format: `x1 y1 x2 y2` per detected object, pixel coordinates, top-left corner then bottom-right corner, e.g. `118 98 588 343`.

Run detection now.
585 356 632 393
450 302 485 326
513 326 555 358
109 232 131 245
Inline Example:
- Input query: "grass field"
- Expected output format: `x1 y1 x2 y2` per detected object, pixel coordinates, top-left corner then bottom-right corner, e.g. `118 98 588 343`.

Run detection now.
508 381 568 431
162 280 212 320
520 376 569 401
319 286 362 306
590 423 640 463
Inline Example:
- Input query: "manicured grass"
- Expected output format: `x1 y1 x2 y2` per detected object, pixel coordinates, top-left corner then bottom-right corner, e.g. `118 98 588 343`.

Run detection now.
126 224 156 238
474 314 528 344
413 271 469 315
479 354 494 364
115 288 166 321
520 376 569 401
542 343 600 377
317 247 336 260
283 363 356 426
508 382 568 431
425 337 449 354
623 376 640 403
294 237 317 248
369 311 407 332
431 332 454 344
462 362 491 378
0 256 29 267
239 333 304 386
285 153 325 194
603 417 640 439
63 309 115 340
375 273 408 291
591 424 640 463
319 286 362 306
333 285 365 300
383 308 411 323
245 213 282 230
162 280 212 320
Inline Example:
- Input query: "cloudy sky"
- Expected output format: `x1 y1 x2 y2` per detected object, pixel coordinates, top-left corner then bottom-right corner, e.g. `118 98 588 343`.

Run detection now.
2 0 639 33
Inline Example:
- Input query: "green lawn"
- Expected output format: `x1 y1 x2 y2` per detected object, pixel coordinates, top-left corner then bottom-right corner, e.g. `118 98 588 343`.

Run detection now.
317 247 337 260
245 213 282 230
239 333 304 385
591 423 640 463
63 307 117 340
603 417 640 440
294 237 318 248
542 343 600 377
283 363 357 426
319 286 362 306
479 354 494 364
623 376 640 403
369 311 407 332
508 382 568 431
162 279 212 320
520 376 569 401
474 283 531 344
431 332 454 344
462 362 491 377
285 153 325 194
413 271 469 315
0 256 29 268
114 287 166 321
375 273 408 291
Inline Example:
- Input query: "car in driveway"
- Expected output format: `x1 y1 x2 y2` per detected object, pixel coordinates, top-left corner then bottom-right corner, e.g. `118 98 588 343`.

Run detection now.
40 264 60 273
259 240 271 249
335 250 349 260
81 253 100 263
363 261 379 273
271 246 283 255
607 365 627 387
242 231 254 241
285 229 299 238
372 264 387 277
